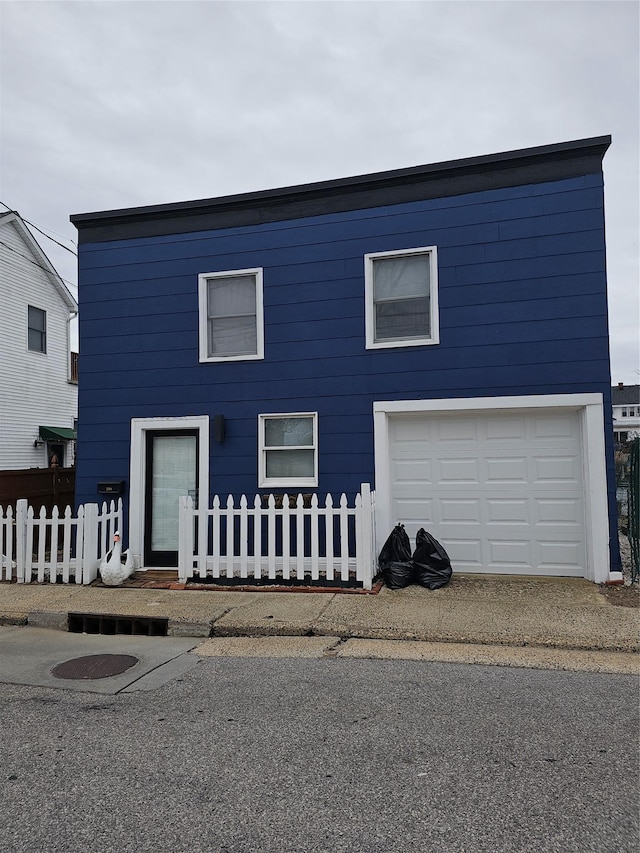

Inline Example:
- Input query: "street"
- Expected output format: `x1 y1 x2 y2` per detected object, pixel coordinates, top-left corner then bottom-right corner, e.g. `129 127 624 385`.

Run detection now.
0 647 638 853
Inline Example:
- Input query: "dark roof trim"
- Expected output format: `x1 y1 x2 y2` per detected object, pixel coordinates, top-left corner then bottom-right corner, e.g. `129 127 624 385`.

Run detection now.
71 136 611 244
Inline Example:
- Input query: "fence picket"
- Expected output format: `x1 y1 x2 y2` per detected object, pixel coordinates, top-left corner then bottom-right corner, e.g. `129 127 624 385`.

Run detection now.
48 506 60 584
74 505 85 584
324 494 334 581
267 494 276 579
282 494 291 580
310 494 319 580
225 495 234 578
61 506 72 583
253 495 262 579
295 493 304 580
24 506 35 584
239 495 248 578
1 506 14 581
211 495 221 578
36 506 47 582
339 494 349 581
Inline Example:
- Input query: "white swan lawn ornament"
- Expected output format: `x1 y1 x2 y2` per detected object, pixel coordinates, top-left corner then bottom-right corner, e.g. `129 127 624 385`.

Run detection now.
99 532 134 586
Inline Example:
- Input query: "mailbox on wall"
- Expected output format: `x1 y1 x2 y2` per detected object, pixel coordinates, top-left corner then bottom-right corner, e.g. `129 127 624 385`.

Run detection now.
97 481 126 496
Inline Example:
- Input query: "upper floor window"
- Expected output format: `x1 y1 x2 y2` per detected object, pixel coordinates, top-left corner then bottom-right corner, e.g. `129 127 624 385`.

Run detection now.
198 268 264 362
258 413 318 488
28 305 46 353
365 246 439 349
622 409 628 417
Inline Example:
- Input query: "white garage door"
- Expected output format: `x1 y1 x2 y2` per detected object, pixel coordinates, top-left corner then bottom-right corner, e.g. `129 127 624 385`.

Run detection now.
388 409 586 576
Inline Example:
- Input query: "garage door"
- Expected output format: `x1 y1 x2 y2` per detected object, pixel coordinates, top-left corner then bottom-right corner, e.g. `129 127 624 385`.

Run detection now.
388 409 586 576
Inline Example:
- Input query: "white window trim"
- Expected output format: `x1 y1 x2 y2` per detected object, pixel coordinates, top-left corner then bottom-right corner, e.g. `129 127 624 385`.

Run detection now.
129 415 209 567
198 267 264 363
373 394 609 583
258 412 318 488
364 245 439 350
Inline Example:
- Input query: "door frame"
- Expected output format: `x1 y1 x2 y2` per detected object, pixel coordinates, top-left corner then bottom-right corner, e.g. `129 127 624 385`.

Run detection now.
129 416 209 569
373 394 609 583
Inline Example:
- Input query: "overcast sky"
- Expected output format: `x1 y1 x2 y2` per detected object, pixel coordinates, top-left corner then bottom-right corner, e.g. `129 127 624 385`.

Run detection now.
1 0 638 383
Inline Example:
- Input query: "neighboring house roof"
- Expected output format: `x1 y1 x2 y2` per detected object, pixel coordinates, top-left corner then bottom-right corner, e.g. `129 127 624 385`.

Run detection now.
0 210 78 313
611 385 640 406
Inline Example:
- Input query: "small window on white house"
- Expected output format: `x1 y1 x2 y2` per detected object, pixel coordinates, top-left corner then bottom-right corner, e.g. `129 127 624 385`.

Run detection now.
622 409 628 417
259 413 318 487
28 305 46 353
365 246 439 349
198 268 264 362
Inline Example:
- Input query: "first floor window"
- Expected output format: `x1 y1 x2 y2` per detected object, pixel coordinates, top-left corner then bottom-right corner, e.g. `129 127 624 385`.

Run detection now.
365 246 439 349
259 413 318 487
28 305 46 353
198 268 264 362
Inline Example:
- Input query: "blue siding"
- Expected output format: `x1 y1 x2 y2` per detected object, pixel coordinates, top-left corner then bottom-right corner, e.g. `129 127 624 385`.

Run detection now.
75 173 619 570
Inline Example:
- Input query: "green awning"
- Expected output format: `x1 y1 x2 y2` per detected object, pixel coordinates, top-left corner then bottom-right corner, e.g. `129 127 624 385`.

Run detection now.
39 426 77 441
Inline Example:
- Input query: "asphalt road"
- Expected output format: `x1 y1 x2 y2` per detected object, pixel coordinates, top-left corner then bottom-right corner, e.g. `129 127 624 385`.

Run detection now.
0 656 638 853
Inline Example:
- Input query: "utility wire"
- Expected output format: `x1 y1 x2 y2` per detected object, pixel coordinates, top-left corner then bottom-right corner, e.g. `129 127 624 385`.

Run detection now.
0 201 78 256
0 239 78 292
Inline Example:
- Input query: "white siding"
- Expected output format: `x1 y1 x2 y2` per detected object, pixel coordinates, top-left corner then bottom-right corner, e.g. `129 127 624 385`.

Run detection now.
0 218 78 470
612 404 640 439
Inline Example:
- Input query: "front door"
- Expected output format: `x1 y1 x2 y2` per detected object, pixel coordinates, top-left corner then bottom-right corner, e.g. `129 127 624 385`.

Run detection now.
144 430 198 567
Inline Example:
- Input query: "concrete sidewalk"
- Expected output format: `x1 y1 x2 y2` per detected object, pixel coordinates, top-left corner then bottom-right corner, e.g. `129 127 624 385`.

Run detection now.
0 574 638 654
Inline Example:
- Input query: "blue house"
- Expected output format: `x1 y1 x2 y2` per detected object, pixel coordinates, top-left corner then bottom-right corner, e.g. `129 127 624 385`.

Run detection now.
71 135 619 584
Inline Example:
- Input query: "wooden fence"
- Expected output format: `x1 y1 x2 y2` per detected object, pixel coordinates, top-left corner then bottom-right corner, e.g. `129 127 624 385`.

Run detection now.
178 484 376 589
0 498 122 584
0 468 75 515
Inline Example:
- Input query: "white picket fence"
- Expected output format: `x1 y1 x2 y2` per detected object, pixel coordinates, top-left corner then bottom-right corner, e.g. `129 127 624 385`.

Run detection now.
0 498 122 584
178 483 376 589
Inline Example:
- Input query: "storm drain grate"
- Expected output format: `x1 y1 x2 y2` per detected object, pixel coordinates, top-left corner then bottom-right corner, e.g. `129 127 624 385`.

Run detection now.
68 613 168 637
52 654 139 680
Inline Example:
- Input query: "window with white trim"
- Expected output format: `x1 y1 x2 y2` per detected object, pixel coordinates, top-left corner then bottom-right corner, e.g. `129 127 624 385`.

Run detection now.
198 268 264 362
365 246 439 349
28 305 46 353
258 413 318 487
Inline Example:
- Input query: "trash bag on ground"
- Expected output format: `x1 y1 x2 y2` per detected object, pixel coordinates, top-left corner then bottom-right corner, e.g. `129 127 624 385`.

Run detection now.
412 528 452 590
378 524 415 589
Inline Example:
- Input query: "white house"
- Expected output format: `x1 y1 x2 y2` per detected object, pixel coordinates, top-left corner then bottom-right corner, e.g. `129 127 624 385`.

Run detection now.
612 383 640 444
0 211 78 469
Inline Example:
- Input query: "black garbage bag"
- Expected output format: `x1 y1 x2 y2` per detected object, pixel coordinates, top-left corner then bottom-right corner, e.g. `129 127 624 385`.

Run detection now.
378 524 415 589
412 528 452 590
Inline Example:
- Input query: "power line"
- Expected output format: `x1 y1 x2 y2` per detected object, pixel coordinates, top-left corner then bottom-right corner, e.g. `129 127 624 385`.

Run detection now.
0 201 78 256
0 239 78 292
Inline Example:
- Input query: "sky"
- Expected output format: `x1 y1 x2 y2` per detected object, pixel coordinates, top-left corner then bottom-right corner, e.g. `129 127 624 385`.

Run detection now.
1 0 638 383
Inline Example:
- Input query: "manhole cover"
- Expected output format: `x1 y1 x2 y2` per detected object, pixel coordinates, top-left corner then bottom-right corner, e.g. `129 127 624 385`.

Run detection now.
51 654 139 680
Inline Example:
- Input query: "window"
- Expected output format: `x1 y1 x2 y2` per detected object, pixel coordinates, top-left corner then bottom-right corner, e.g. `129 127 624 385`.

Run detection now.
259 413 318 487
365 246 439 349
28 306 46 353
622 409 628 417
198 268 264 362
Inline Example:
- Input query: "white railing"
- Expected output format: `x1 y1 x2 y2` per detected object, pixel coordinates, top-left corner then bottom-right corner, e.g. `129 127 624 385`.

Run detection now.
178 483 376 589
0 498 122 584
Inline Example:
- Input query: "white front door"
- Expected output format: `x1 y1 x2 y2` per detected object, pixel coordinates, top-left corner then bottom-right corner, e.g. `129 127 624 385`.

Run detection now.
129 416 209 569
144 430 198 567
